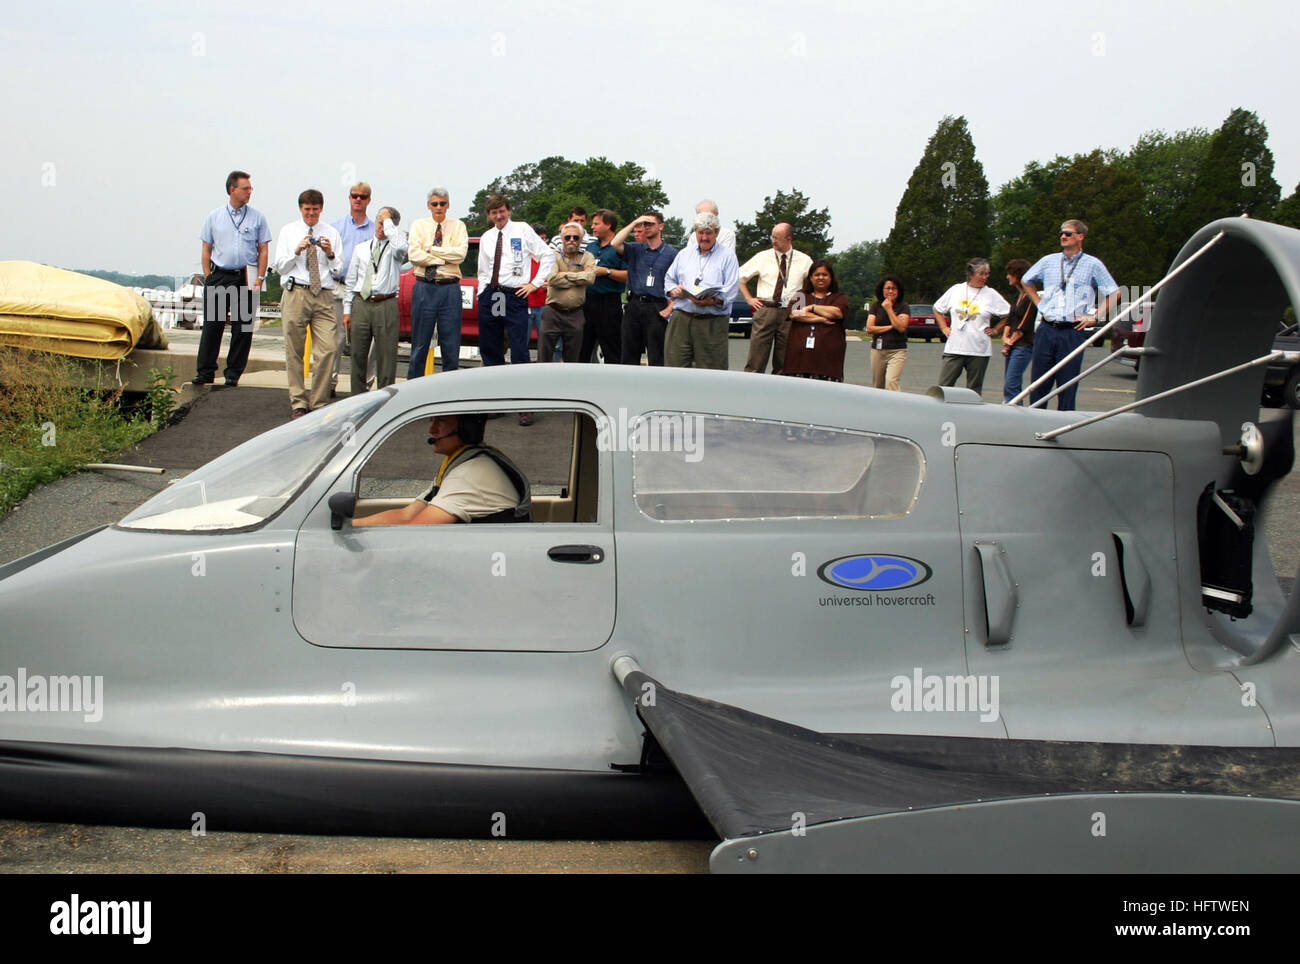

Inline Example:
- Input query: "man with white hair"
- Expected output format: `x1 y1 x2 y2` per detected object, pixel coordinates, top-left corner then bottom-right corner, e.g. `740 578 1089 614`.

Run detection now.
662 212 740 369
407 187 469 377
685 199 736 250
540 222 597 363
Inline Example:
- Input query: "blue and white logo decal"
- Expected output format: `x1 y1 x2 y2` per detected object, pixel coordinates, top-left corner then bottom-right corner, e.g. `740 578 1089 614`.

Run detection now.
817 554 932 592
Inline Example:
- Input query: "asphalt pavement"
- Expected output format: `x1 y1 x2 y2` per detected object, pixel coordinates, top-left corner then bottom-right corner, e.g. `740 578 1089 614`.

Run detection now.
0 335 1296 873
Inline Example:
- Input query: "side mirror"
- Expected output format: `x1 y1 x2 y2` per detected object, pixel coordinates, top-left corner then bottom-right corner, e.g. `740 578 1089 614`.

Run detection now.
329 492 357 531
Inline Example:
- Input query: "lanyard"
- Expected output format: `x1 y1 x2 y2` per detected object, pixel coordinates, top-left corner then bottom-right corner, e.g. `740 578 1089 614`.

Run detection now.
371 240 388 271
1059 253 1082 292
228 205 247 231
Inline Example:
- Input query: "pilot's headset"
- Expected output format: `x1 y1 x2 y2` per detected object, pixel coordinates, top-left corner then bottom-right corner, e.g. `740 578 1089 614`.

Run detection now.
428 413 488 447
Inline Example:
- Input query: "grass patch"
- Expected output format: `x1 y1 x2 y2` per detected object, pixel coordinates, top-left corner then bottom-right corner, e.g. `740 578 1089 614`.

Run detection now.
0 348 158 517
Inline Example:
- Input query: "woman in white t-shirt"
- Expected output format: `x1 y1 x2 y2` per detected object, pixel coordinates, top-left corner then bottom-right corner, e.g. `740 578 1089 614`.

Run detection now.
933 258 1010 396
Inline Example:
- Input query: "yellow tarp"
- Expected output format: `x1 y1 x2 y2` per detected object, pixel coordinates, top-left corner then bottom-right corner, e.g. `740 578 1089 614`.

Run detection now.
0 260 168 360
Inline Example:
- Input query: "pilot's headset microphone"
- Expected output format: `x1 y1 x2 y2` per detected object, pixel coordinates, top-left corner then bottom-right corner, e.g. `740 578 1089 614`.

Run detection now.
427 414 488 447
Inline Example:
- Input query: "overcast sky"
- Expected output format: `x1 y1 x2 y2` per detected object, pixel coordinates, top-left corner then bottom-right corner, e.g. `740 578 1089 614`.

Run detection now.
3 0 1297 278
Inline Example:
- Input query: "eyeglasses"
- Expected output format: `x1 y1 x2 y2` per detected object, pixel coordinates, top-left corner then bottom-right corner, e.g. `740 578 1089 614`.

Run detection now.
562 235 581 241
350 193 370 200
1060 230 1076 237
429 200 449 207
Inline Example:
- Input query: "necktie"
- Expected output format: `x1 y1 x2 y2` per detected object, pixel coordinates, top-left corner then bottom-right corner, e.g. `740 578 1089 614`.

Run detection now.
433 222 443 247
490 229 504 286
360 241 384 300
771 253 787 305
307 233 321 294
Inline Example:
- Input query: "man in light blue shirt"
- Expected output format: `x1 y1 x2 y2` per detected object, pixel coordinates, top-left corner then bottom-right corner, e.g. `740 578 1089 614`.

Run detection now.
330 182 375 393
194 170 271 386
663 212 740 370
1022 219 1120 410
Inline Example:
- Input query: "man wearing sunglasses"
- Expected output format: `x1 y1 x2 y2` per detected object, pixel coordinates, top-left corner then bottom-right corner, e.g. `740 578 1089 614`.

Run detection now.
330 183 375 394
540 223 597 364
408 187 470 377
1022 219 1120 410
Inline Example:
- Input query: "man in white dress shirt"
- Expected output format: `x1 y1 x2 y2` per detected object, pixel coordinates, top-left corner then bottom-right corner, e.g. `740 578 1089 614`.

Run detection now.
343 206 408 394
737 222 813 374
684 199 736 250
933 258 1011 396
476 194 555 371
274 188 343 416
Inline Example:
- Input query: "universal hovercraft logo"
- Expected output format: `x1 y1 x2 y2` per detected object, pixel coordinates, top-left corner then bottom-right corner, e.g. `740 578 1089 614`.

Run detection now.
0 668 103 722
817 554 936 607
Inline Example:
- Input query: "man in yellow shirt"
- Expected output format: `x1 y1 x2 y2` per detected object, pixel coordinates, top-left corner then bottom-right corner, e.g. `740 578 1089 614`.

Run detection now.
407 187 469 376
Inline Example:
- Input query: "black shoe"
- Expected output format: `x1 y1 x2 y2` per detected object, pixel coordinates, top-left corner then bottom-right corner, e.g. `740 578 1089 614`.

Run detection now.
224 377 239 387
191 375 214 385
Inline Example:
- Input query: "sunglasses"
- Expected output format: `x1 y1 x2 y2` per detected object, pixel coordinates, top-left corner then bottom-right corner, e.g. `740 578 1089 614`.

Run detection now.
350 193 370 200
429 200 449 207
1060 230 1076 236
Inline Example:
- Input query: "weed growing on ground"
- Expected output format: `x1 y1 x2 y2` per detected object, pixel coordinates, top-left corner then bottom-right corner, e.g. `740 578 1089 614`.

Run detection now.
0 348 155 516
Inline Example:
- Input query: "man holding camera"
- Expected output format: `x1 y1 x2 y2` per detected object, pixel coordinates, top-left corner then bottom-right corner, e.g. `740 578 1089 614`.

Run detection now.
274 189 343 417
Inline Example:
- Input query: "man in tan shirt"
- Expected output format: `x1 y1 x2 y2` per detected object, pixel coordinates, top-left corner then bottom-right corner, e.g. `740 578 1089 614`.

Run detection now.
540 223 597 363
406 187 469 377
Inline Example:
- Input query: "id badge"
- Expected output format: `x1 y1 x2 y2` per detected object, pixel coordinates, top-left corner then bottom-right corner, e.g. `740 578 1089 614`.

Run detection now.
646 273 655 287
805 334 816 349
510 237 523 266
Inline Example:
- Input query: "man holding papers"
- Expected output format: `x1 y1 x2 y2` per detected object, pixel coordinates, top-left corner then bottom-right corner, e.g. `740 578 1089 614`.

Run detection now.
663 212 740 370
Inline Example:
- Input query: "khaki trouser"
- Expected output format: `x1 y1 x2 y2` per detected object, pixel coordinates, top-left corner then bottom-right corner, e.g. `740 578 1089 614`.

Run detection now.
283 284 338 411
871 347 908 391
745 305 791 374
665 311 729 370
349 296 399 394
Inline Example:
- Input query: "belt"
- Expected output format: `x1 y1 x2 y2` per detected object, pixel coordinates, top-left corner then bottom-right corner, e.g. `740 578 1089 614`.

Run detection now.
758 299 786 309
1041 319 1075 329
675 310 720 319
284 278 332 292
211 265 246 274
486 284 522 295
420 273 459 285
363 292 397 302
630 293 666 303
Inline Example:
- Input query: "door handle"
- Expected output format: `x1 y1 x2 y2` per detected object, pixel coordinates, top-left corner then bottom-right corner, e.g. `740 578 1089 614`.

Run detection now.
548 544 606 564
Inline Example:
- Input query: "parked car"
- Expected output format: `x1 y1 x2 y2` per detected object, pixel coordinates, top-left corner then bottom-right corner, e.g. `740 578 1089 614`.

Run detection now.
903 302 944 342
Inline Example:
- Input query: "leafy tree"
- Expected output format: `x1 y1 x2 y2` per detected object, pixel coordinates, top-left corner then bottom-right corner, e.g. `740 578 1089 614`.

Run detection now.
1028 150 1161 288
882 115 991 301
828 240 883 318
663 217 686 246
1272 183 1300 230
733 188 833 263
989 156 1072 270
464 156 669 237
1119 127 1211 264
1170 108 1281 246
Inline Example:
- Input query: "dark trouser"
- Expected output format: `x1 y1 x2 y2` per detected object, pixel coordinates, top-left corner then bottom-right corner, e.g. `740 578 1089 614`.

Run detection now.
579 291 623 364
409 278 462 378
350 296 398 394
938 353 990 395
1031 323 1086 410
539 305 585 363
665 311 729 370
622 296 668 366
196 267 255 381
1004 344 1033 404
478 285 531 366
745 305 792 374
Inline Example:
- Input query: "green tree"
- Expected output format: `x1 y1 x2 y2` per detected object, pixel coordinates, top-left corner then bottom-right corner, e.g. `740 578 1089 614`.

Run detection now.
464 156 669 236
990 156 1072 270
1029 150 1161 287
1119 127 1212 265
1272 183 1300 230
733 188 833 263
828 240 883 320
1170 108 1281 245
663 216 686 246
882 115 991 301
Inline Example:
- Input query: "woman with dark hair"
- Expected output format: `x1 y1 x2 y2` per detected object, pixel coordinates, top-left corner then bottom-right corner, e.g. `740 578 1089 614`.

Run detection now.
998 258 1039 404
782 259 851 381
865 274 911 391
